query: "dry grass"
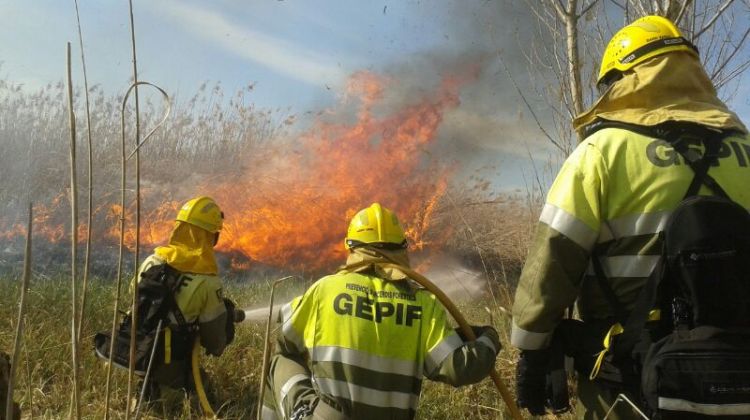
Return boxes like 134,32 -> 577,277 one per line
0,74 -> 578,419
0,272 -> 586,420
0,79 -> 286,238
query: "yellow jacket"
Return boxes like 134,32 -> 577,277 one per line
136,254 -> 228,356
512,52 -> 750,350
277,266 -> 499,419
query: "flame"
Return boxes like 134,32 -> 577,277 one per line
1,69 -> 475,272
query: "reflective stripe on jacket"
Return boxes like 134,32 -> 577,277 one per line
512,127 -> 750,350
277,271 -> 497,419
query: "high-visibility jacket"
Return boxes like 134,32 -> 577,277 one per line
277,270 -> 499,420
511,126 -> 750,350
136,254 -> 228,356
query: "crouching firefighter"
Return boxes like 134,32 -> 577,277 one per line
261,203 -> 501,420
511,15 -> 750,420
95,196 -> 242,411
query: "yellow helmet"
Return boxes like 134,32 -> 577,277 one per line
345,203 -> 407,250
176,196 -> 224,233
598,15 -> 698,88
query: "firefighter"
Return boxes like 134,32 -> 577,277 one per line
261,203 -> 501,420
511,15 -> 750,419
136,196 -> 234,409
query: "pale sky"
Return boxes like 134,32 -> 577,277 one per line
1,1 -> 748,190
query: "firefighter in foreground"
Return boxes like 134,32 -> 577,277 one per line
261,203 -> 501,420
135,196 -> 235,408
511,15 -> 750,419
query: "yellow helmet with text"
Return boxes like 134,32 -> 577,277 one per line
598,15 -> 698,89
345,203 -> 407,250
176,196 -> 224,233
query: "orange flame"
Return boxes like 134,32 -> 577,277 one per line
1,69 -> 474,272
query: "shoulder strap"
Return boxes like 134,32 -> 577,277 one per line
589,122 -> 733,359
667,133 -> 730,199
163,265 -> 189,329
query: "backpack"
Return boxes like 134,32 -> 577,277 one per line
592,123 -> 750,419
94,263 -> 193,375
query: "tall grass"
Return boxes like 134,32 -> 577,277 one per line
0,78 -> 284,248
0,273 -> 582,419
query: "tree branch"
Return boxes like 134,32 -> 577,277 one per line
695,0 -> 735,39
675,0 -> 692,25
711,25 -> 750,80
578,0 -> 601,18
498,54 -> 566,153
551,0 -> 568,19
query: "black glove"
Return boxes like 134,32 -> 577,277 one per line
516,349 -> 549,416
455,325 -> 501,355
223,298 -> 237,345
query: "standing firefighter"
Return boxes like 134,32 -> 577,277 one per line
261,203 -> 501,420
511,16 -> 750,419
97,196 -> 238,411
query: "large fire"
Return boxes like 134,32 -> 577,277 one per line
1,69 -> 474,272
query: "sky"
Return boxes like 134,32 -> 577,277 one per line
1,1 -> 748,192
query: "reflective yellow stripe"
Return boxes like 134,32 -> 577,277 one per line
164,327 -> 172,364
589,310 -> 661,380
600,210 -> 671,242
539,203 -> 599,249
424,334 -> 463,375
315,377 -> 419,410
311,346 -> 420,377
510,321 -> 554,350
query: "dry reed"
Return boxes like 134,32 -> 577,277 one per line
5,203 -> 32,420
72,0 -> 95,346
66,41 -> 82,420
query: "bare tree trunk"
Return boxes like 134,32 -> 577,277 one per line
565,1 -> 585,119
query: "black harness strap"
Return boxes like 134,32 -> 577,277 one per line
591,255 -> 629,325
586,121 -> 734,362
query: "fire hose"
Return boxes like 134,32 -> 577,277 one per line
191,306 -> 247,419
254,263 -> 523,420
375,262 -> 523,420
192,337 -> 216,419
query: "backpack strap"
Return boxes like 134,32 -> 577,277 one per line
668,133 -> 730,199
587,121 -> 734,361
591,255 -> 629,325
163,265 -> 190,330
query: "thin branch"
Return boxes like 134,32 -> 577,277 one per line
609,0 -> 626,10
6,203 -> 32,420
66,41 -> 82,420
578,0 -> 600,18
498,54 -> 566,153
551,0 -> 569,19
125,0 -> 142,417
710,25 -> 750,80
73,0 -> 94,346
695,0 -> 736,39
675,0 -> 693,25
